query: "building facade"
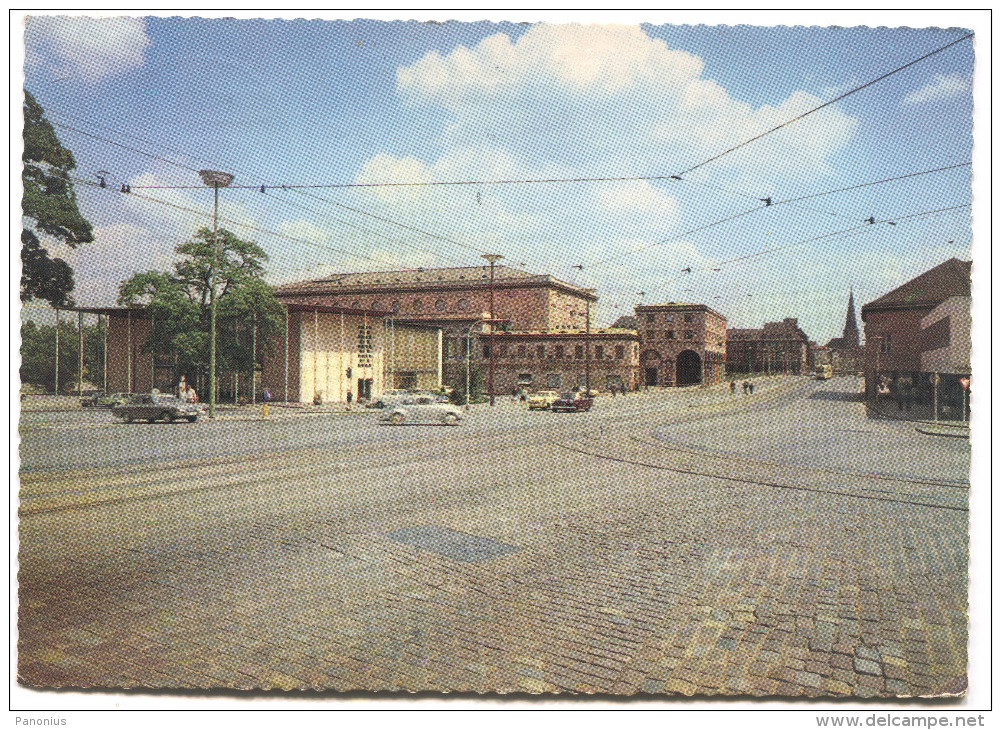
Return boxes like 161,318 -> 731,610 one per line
861,258 -> 972,405
725,318 -> 811,376
634,302 -> 727,387
276,264 -> 600,395
488,328 -> 641,394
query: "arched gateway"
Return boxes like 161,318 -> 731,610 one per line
676,349 -> 702,386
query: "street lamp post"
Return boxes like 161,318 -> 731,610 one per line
481,254 -> 503,406
583,289 -> 596,394
198,170 -> 235,419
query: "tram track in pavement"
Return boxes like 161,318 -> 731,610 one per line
551,380 -> 969,513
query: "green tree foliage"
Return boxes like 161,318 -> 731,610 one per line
20,319 -> 106,391
21,91 -> 94,307
118,227 -> 285,386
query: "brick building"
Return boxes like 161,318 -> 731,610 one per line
634,302 -> 727,387
725,317 -> 811,376
861,258 -> 972,404
275,264 -> 603,395
489,328 -> 641,394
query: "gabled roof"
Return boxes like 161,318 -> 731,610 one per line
862,258 -> 972,315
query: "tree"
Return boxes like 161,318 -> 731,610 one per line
118,227 -> 285,392
21,91 -> 94,307
20,319 -> 106,391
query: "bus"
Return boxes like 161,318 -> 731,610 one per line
815,364 -> 833,380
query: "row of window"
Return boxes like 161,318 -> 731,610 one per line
338,298 -> 473,313
479,343 -> 630,360
647,329 -> 696,340
645,312 -> 695,324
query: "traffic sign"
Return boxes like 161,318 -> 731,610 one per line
960,377 -> 970,390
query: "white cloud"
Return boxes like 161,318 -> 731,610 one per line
598,180 -> 679,217
25,16 -> 150,82
903,73 -> 970,105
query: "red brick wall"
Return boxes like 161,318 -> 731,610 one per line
260,310 -> 302,402
863,306 -> 934,394
107,313 -> 152,394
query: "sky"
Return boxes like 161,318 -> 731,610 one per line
19,11 -> 979,344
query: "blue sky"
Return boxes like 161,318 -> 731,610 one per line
21,13 -> 977,343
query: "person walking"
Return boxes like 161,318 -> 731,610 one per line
749,382 -> 754,394
730,381 -> 736,396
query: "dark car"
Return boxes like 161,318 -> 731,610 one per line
83,392 -> 131,408
112,394 -> 202,423
551,392 -> 593,412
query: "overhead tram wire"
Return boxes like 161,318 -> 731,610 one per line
582,162 -> 971,270
671,32 -> 974,179
257,188 -> 467,266
55,116 -> 487,269
710,204 -> 971,270
70,176 -> 386,266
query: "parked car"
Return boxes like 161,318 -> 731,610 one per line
112,394 -> 202,423
527,390 -> 561,410
83,392 -> 132,408
551,392 -> 593,412
379,395 -> 463,425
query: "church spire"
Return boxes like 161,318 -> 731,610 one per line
842,288 -> 859,348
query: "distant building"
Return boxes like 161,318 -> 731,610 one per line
824,290 -> 863,375
490,328 -> 641,394
861,257 -> 972,407
725,317 -> 811,376
634,302 -> 727,387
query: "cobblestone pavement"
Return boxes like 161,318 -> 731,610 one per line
17,377 -> 970,697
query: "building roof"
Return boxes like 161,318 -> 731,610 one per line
761,318 -> 809,341
276,264 -> 598,300
862,258 -> 972,317
610,315 -> 637,330
635,301 -> 726,320
726,328 -> 762,341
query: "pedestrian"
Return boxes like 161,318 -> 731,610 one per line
188,387 -> 198,404
730,381 -> 736,395
742,381 -> 748,394
749,382 -> 754,394
610,384 -> 616,398
346,390 -> 353,411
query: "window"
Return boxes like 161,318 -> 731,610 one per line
684,314 -> 693,323
517,345 -> 526,357
371,300 -> 382,311
667,330 -> 675,339
391,300 -> 401,312
435,299 -> 446,311
575,345 -> 584,359
594,345 -> 604,360
357,325 -> 373,368
351,301 -> 361,309
547,374 -> 561,389
665,314 -> 674,322
615,345 -> 625,360
685,330 -> 694,340
537,345 -> 545,359
457,299 -> 469,311
482,344 -> 491,358
646,313 -> 656,324
412,299 -> 424,311
881,333 -> 892,353
555,345 -> 565,359
518,373 -> 533,385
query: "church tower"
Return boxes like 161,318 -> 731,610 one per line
842,288 -> 860,349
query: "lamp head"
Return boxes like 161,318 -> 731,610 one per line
198,170 -> 235,187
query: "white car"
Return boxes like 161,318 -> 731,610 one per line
379,395 -> 463,425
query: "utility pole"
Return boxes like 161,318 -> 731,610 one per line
54,308 -> 60,395
198,170 -> 234,418
481,254 -> 503,406
78,310 -> 84,396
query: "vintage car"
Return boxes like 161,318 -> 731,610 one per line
527,390 -> 561,410
82,392 -> 132,408
379,395 -> 463,425
551,392 -> 594,413
112,394 -> 202,423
